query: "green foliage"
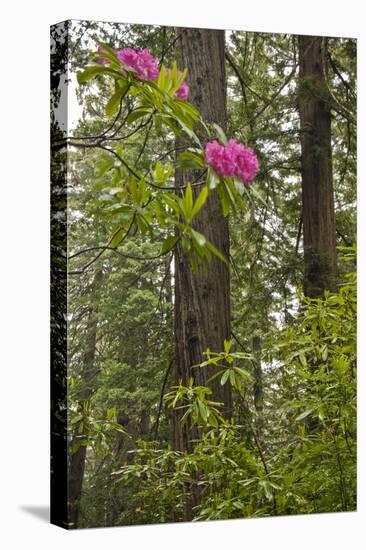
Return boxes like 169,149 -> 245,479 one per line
69,403 -> 128,455
73,44 -> 260,273
193,339 -> 253,391
114,270 -> 356,521
165,378 -> 225,428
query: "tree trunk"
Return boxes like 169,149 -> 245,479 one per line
174,28 -> 232,453
298,35 -> 337,298
68,269 -> 103,528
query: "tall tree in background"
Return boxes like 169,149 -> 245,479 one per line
174,29 -> 232,453
298,35 -> 337,297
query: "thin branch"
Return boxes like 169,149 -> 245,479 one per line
72,84 -> 131,141
153,358 -> 174,440
295,213 -> 303,255
249,64 -> 298,124
225,51 -> 265,102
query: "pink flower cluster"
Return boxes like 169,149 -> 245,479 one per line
117,48 -> 160,81
95,46 -> 189,99
205,139 -> 259,184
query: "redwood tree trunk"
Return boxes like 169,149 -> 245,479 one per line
174,28 -> 232,456
68,269 -> 102,528
298,35 -> 337,298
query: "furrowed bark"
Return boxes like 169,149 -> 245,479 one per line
298,35 -> 337,298
173,26 -> 232,474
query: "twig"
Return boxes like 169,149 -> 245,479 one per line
153,359 -> 174,440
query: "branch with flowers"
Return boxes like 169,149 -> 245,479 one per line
68,43 -> 260,273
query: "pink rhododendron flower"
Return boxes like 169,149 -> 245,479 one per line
235,145 -> 259,184
96,46 -> 110,65
204,140 -> 227,177
205,138 -> 259,184
117,48 -> 159,81
175,79 -> 189,100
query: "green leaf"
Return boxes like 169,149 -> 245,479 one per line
295,409 -> 313,422
96,41 -> 118,58
205,240 -> 229,266
97,159 -> 114,176
161,235 -> 179,254
105,85 -> 127,116
181,237 -> 191,255
224,339 -> 233,353
233,367 -> 251,379
233,177 -> 245,196
192,187 -> 208,218
220,369 -> 231,385
110,226 -> 127,249
229,369 -> 236,386
299,353 -> 307,367
197,400 -> 208,422
77,65 -> 119,83
127,108 -> 151,124
217,184 -> 231,217
207,167 -> 219,190
191,229 -> 206,248
183,183 -> 193,220
212,123 -> 228,145
260,480 -> 273,501
177,151 -> 204,169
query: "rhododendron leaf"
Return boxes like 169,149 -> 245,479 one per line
205,240 -> 229,267
192,187 -> 208,218
184,183 -> 193,218
135,213 -> 152,235
233,177 -> 245,196
177,151 -> 204,170
223,178 -> 236,205
162,195 -> 180,215
299,353 -> 307,367
224,339 -> 233,353
77,65 -> 122,83
181,238 -> 191,255
229,369 -> 236,387
175,119 -> 201,146
105,84 -> 128,116
191,229 -> 206,248
174,99 -> 200,121
90,51 -> 116,65
157,65 -> 168,91
96,41 -> 118,58
233,367 -> 251,379
161,235 -> 179,254
207,167 -> 219,190
295,409 -> 314,422
109,226 -> 127,249
217,184 -> 230,217
212,123 -> 228,145
198,400 -> 209,422
220,369 -> 230,385
126,108 -> 151,124
97,159 -> 114,176
171,61 -> 179,84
